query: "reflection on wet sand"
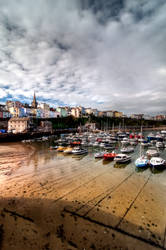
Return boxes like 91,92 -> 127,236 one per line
0,142 -> 166,249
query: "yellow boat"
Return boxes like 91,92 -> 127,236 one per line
63,147 -> 73,154
56,146 -> 66,152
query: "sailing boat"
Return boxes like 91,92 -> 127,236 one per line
135,126 -> 149,168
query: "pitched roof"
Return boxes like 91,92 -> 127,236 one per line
9,117 -> 30,121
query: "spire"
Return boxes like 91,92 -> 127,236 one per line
31,92 -> 38,108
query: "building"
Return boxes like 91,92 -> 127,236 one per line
0,104 -> 11,118
92,109 -> 99,116
155,115 -> 166,121
31,92 -> 38,108
71,107 -> 81,118
8,117 -> 32,133
6,101 -> 23,109
85,108 -> 93,115
131,114 -> 144,120
38,121 -> 53,133
98,111 -> 107,117
114,111 -> 123,118
106,111 -> 114,117
56,107 -> 68,117
8,106 -> 25,118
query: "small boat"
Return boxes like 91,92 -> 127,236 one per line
140,141 -> 149,147
49,146 -> 58,150
146,149 -> 159,157
93,141 -> 100,147
56,146 -> 66,152
114,154 -> 131,164
135,138 -> 149,168
70,141 -> 81,146
99,142 -> 106,148
121,140 -> 130,146
72,147 -> 88,155
147,133 -> 156,141
104,144 -> 114,150
120,147 -> 134,153
94,151 -> 107,159
150,157 -> 166,169
156,141 -> 165,148
135,156 -> 149,168
130,141 -> 137,146
63,147 -> 73,154
103,152 -> 117,160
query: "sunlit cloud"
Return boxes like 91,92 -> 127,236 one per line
0,0 -> 166,114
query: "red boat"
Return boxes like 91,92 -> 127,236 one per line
103,152 -> 117,160
71,141 -> 81,145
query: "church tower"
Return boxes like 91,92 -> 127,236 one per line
31,92 -> 38,108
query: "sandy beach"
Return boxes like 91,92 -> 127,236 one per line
0,142 -> 166,249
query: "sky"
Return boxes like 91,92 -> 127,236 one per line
0,0 -> 166,114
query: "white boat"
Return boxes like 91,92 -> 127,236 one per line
150,157 -> 166,168
156,141 -> 165,148
93,141 -> 100,147
121,140 -> 130,146
120,147 -> 134,153
72,147 -> 88,155
140,141 -> 149,147
114,154 -> 131,164
104,144 -> 114,150
130,141 -> 137,146
146,149 -> 159,157
94,151 -> 106,159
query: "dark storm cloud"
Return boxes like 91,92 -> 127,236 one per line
0,0 -> 166,113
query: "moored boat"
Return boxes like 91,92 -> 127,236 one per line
135,156 -> 149,168
146,149 -> 159,157
72,147 -> 88,155
103,152 -> 117,160
63,147 -> 73,154
114,154 -> 131,164
120,147 -> 134,153
156,141 -> 165,148
49,146 -> 58,150
150,157 -> 166,169
56,146 -> 66,152
94,151 -> 107,159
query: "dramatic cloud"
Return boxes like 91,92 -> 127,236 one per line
0,0 -> 166,114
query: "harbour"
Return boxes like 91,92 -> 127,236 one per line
0,130 -> 166,249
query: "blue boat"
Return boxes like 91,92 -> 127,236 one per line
135,156 -> 149,168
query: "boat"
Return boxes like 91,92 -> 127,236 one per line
103,152 -> 117,160
63,147 -> 73,154
140,141 -> 149,147
56,146 -> 66,152
49,146 -> 58,150
104,144 -> 114,150
130,141 -> 137,146
121,140 -> 130,146
72,147 -> 88,155
120,147 -> 134,153
94,151 -> 107,159
135,156 -> 149,168
156,141 -> 165,148
147,132 -> 156,142
114,154 -> 131,164
150,157 -> 166,169
146,149 -> 159,157
135,132 -> 149,168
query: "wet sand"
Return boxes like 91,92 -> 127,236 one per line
0,142 -> 166,249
